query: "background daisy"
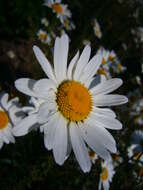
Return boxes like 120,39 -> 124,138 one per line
0,93 -> 24,149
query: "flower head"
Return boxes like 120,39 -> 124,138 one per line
0,93 -> 24,149
44,0 -> 71,24
37,29 -> 51,44
99,160 -> 115,190
14,34 -> 128,172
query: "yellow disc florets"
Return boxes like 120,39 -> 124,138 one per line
52,3 -> 63,14
101,167 -> 109,181
56,80 -> 92,122
0,111 -> 9,129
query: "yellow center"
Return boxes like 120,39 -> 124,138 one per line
52,3 -> 63,14
117,63 -> 122,71
112,153 -> 120,161
101,167 -> 109,181
97,68 -> 107,76
89,150 -> 96,160
39,33 -> 47,41
102,58 -> 107,65
56,81 -> 92,122
0,111 -> 9,129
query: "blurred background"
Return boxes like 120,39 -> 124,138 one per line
0,0 -> 143,189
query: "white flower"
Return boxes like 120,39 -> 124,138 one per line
44,0 -> 71,24
13,97 -> 45,136
0,93 -> 24,149
98,160 -> 115,190
7,50 -> 15,59
128,130 -> 143,164
14,34 -> 128,172
93,19 -> 102,39
41,18 -> 49,27
97,48 -> 126,78
37,29 -> 51,44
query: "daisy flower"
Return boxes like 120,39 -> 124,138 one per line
37,29 -> 51,45
98,160 -> 115,190
14,34 -> 128,172
44,0 -> 71,24
128,130 -> 143,164
41,18 -> 49,27
0,93 -> 24,149
13,97 -> 45,136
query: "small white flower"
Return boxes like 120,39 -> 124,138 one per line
0,93 -> 24,149
7,50 -> 15,59
13,97 -> 46,136
41,18 -> 49,27
14,34 -> 128,172
128,130 -> 143,164
37,29 -> 51,44
44,0 -> 71,24
93,19 -> 102,39
98,160 -> 115,190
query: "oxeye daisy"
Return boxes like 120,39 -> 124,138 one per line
37,29 -> 51,45
14,34 -> 128,172
13,97 -> 46,136
0,93 -> 24,149
44,0 -> 71,24
128,130 -> 143,164
98,160 -> 115,190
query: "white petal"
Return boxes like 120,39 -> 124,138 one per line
67,51 -> 79,80
1,93 -> 9,110
69,122 -> 91,173
0,137 -> 3,149
89,75 -> 107,89
15,78 -> 37,97
66,129 -> 72,159
12,114 -> 37,136
2,126 -> 15,143
79,53 -> 102,83
33,79 -> 56,98
43,112 -> 59,150
85,118 -> 117,153
8,105 -> 25,125
33,46 -> 56,82
103,181 -> 110,190
93,94 -> 128,106
92,107 -> 116,118
54,34 -> 69,83
53,115 -> 68,165
37,103 -> 50,124
92,113 -> 122,130
90,78 -> 123,95
79,124 -> 111,161
73,45 -> 91,81
8,97 -> 19,108
84,77 -> 95,89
